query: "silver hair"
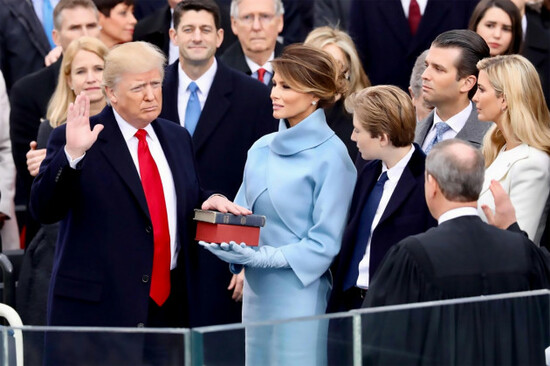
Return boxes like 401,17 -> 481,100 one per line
409,49 -> 429,97
230,0 -> 284,18
425,139 -> 485,202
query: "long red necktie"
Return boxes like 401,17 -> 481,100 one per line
409,0 -> 421,36
135,129 -> 171,306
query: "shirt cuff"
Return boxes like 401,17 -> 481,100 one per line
64,146 -> 85,169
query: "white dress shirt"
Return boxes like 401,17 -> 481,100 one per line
439,206 -> 479,225
401,0 -> 428,17
177,58 -> 217,127
422,102 -> 473,152
356,144 -> 415,288
245,52 -> 275,85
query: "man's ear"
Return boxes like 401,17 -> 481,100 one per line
105,86 -> 117,104
216,28 -> 224,48
230,16 -> 239,36
379,133 -> 390,147
169,28 -> 177,46
460,75 -> 477,94
52,29 -> 61,47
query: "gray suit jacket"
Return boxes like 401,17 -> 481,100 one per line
414,104 -> 492,149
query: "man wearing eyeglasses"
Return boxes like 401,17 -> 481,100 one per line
221,0 -> 284,87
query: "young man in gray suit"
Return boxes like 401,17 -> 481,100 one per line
415,30 -> 492,152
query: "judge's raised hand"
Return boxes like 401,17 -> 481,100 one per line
65,93 -> 104,160
201,194 -> 252,216
481,180 -> 517,230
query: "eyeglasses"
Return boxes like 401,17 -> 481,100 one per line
237,13 -> 276,26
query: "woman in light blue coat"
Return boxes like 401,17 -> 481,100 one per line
201,44 -> 357,365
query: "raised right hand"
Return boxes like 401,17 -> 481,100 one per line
65,92 -> 104,160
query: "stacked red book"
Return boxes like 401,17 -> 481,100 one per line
194,209 -> 266,246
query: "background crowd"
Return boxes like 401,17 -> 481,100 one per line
2,0 -> 550,364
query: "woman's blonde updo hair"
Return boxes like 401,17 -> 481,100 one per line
271,43 -> 348,109
477,54 -> 550,166
304,26 -> 370,97
47,36 -> 109,127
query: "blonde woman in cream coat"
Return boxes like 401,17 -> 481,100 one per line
474,55 -> 550,245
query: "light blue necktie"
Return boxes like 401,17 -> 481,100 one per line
43,0 -> 56,49
424,122 -> 452,154
185,82 -> 201,136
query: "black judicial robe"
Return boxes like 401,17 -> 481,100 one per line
361,217 -> 550,365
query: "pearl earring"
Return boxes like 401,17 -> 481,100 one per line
312,101 -> 317,106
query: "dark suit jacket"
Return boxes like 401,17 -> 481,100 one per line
414,105 -> 492,149
10,58 -> 61,206
160,59 -> 278,326
30,107 -> 205,363
348,0 -> 477,90
0,0 -> 50,93
328,144 -> 437,313
522,7 -> 550,108
220,41 -> 283,88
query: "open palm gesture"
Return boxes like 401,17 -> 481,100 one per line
65,92 -> 104,160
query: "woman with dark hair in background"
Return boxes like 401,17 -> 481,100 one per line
93,0 -> 137,48
468,0 -> 523,56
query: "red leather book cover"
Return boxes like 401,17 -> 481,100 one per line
195,222 -> 260,246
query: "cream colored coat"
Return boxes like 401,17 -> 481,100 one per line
478,143 -> 550,245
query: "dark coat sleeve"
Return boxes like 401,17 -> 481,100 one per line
362,237 -> 442,308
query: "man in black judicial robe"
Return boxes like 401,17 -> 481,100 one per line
361,139 -> 550,365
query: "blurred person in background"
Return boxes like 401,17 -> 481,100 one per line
94,0 -> 137,48
409,50 -> 434,122
0,72 -> 19,250
468,0 -> 523,56
305,25 -> 370,160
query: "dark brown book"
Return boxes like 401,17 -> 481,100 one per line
193,209 -> 266,227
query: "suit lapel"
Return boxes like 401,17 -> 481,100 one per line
95,107 -> 150,218
8,0 -> 50,56
455,104 -> 492,146
152,120 -> 190,214
192,62 -> 232,152
348,161 -> 382,233
415,111 -> 434,146
378,146 -> 423,224
479,144 -> 529,196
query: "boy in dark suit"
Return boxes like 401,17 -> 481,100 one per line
328,85 -> 437,313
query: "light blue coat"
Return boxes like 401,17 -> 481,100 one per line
234,109 -> 356,365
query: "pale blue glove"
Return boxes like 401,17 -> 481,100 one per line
199,241 -> 289,269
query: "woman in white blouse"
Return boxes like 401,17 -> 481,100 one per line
474,54 -> 550,244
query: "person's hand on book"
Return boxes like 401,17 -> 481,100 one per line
199,241 -> 289,269
201,194 -> 252,215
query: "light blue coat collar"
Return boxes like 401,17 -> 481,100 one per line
269,109 -> 335,156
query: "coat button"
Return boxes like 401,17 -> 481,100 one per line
142,275 -> 149,283
137,323 -> 145,328
145,226 -> 152,234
